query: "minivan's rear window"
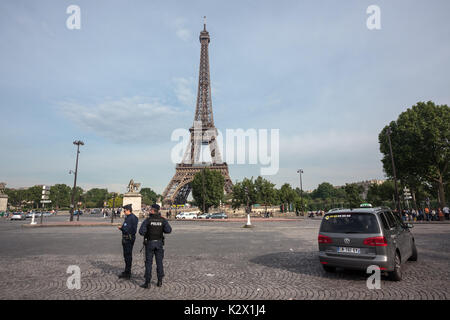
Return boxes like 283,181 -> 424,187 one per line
320,213 -> 380,234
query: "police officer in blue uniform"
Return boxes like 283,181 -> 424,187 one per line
139,204 -> 172,288
118,204 -> 138,279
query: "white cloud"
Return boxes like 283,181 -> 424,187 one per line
176,28 -> 191,41
280,130 -> 376,158
59,97 -> 188,143
171,18 -> 192,42
173,77 -> 196,107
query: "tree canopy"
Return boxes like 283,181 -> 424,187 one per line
191,168 -> 225,213
379,101 -> 449,208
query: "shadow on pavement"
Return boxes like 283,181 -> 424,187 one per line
250,251 -> 369,281
89,259 -> 123,275
88,259 -> 147,286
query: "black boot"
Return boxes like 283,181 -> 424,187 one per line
118,272 -> 131,279
157,279 -> 163,287
140,281 -> 150,289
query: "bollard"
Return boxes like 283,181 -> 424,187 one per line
30,212 -> 36,225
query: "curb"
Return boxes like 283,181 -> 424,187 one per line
409,221 -> 450,225
22,222 -> 122,228
170,218 -> 306,222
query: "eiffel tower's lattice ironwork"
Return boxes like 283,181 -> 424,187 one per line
162,18 -> 233,205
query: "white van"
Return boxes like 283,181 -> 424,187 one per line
175,212 -> 198,220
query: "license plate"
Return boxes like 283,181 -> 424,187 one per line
338,247 -> 361,254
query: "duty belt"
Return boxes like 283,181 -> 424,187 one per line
122,234 -> 134,240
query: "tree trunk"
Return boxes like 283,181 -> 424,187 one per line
438,175 -> 447,209
411,190 -> 418,213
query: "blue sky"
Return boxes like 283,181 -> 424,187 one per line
1,0 -> 449,194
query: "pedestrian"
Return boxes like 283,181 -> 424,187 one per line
443,206 -> 450,220
431,209 -> 436,221
117,204 -> 139,280
424,207 -> 430,221
438,208 -> 444,221
139,204 -> 172,288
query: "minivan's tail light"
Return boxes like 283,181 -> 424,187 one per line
363,236 -> 388,247
318,234 -> 332,244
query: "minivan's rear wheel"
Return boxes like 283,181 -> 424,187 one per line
322,265 -> 336,273
408,242 -> 418,261
389,252 -> 402,281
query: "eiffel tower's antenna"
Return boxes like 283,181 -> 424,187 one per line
203,16 -> 206,31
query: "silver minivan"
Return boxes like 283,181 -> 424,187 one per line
318,207 -> 418,281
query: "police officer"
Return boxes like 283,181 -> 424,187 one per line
118,204 -> 138,279
139,204 -> 172,288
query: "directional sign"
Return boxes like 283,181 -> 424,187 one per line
40,200 -> 52,203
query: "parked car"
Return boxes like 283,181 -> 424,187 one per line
318,207 -> 417,281
198,213 -> 211,219
175,212 -> 198,220
26,212 -> 33,218
207,212 -> 228,219
90,208 -> 101,214
10,212 -> 26,220
73,210 -> 83,216
42,211 -> 53,217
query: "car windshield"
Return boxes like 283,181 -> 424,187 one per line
320,212 -> 380,234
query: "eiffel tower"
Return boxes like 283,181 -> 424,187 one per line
162,18 -> 233,205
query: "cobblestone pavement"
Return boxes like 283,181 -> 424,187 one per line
0,218 -> 448,300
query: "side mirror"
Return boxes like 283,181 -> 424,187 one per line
404,223 -> 414,229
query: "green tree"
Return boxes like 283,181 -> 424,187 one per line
140,187 -> 159,205
379,101 -> 449,208
231,178 -> 258,210
107,194 -> 123,208
344,183 -> 363,208
4,188 -> 25,208
49,184 -> 72,209
278,183 -> 297,212
191,168 -> 225,213
312,182 -> 335,199
254,176 -> 277,214
26,185 -> 44,209
84,188 -> 108,208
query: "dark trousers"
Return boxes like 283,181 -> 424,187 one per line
122,237 -> 135,274
144,240 -> 165,282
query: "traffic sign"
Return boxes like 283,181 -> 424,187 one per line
40,200 -> 52,204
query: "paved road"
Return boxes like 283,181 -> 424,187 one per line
0,216 -> 448,300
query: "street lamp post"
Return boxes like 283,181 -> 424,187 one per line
111,192 -> 116,224
386,128 -> 401,213
244,186 -> 252,227
70,140 -> 84,222
76,194 -> 82,221
297,169 -> 304,216
202,168 -> 206,214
